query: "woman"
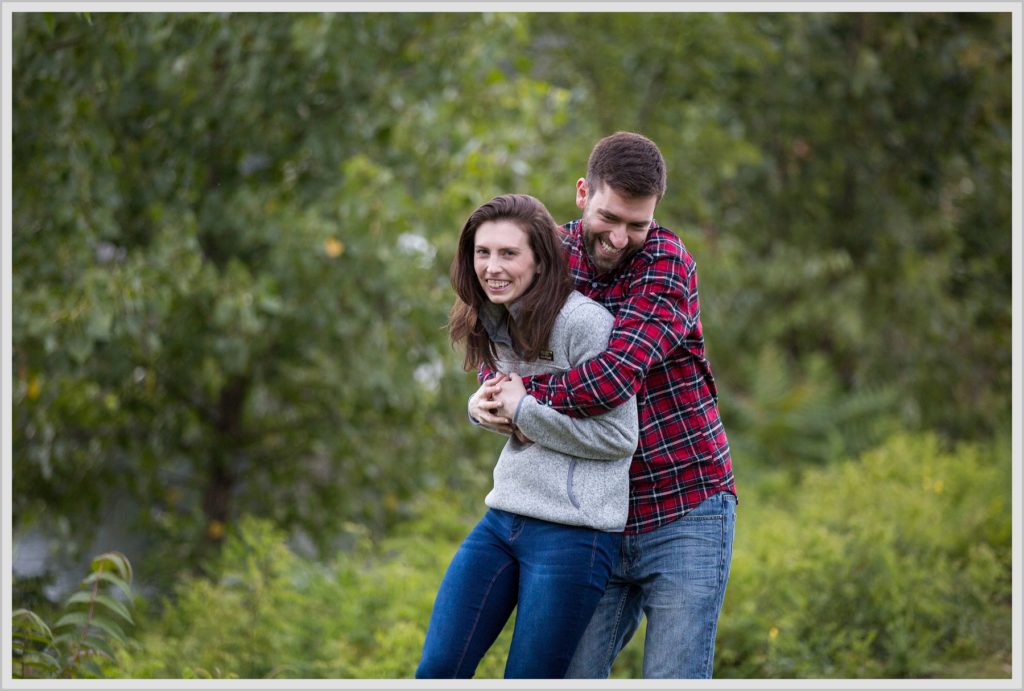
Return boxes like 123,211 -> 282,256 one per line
416,194 -> 638,679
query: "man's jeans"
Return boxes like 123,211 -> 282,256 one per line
566,491 -> 737,679
417,508 -> 621,679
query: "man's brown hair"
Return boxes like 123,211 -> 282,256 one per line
586,131 -> 667,201
448,194 -> 574,372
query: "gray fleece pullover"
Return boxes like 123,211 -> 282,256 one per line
475,291 -> 638,532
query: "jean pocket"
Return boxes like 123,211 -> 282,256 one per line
686,491 -> 735,519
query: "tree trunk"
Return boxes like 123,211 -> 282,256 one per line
200,374 -> 251,549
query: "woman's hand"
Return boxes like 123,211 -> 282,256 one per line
493,372 -> 528,420
469,373 -> 514,434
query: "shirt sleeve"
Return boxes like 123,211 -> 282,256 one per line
524,251 -> 698,417
512,301 -> 638,460
477,364 -> 494,384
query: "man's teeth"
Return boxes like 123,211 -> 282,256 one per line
600,239 -> 623,254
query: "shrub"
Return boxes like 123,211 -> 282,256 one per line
715,432 -> 1012,678
112,431 -> 1011,679
114,493 -> 517,679
12,551 -> 135,678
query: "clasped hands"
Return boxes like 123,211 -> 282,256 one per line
469,372 -> 532,443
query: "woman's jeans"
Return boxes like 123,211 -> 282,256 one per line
417,508 -> 621,679
566,491 -> 737,679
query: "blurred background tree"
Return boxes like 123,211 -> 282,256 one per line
10,10 -> 1013,678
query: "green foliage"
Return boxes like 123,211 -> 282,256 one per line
107,432 -> 1010,679
703,13 -> 1012,441
13,552 -> 135,679
528,11 -> 1012,445
12,11 -> 536,578
11,11 -> 1013,679
715,432 -> 1012,678
113,500 -> 517,679
12,609 -> 59,679
723,345 -> 900,469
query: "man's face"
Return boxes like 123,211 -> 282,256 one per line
577,178 -> 657,274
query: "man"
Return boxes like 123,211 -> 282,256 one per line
472,131 -> 737,678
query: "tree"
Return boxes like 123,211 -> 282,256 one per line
13,12 -> 1011,597
12,12 -> 570,582
525,12 -> 1012,456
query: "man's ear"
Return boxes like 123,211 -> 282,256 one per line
575,177 -> 588,211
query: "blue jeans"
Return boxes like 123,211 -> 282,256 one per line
566,491 -> 737,679
417,508 -> 621,678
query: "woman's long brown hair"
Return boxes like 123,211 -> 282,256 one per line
448,194 -> 573,373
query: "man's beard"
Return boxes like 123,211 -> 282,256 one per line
582,220 -> 640,274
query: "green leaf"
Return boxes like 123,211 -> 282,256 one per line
19,650 -> 62,670
95,594 -> 135,626
91,551 -> 133,585
11,650 -> 61,680
54,611 -> 91,630
65,592 -> 134,625
52,632 -> 80,646
81,571 -> 132,596
13,630 -> 56,647
87,616 -> 128,645
54,612 -> 127,644
86,309 -> 113,341
77,634 -> 116,660
12,609 -> 54,642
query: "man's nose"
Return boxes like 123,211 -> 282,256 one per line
608,226 -> 628,248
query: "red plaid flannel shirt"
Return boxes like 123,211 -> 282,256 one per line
487,219 -> 736,534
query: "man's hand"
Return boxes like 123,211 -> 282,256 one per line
469,373 -> 515,434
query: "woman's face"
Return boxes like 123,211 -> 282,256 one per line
473,219 -> 538,305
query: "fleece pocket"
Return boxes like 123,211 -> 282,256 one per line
566,459 -> 581,509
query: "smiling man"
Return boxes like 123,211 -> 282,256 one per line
477,132 -> 737,679
578,178 -> 655,273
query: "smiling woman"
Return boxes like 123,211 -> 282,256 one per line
419,194 -> 639,678
473,219 -> 538,305
448,194 -> 574,371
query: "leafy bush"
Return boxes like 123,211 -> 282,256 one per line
12,551 -> 135,678
715,432 -> 1012,678
114,494 -> 517,679
111,432 -> 1010,679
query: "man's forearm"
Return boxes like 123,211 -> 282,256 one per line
524,350 -> 645,418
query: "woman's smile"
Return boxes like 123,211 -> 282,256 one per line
474,220 -> 538,305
